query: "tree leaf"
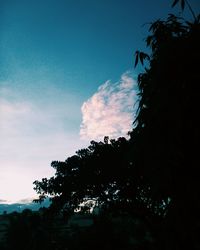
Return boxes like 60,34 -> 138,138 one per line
171,0 -> 179,8
140,53 -> 144,65
181,0 -> 185,10
134,51 -> 139,68
146,36 -> 152,47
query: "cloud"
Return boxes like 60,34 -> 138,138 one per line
16,198 -> 35,204
80,72 -> 138,141
0,199 -> 7,203
0,86 -> 87,203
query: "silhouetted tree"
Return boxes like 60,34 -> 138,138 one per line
130,1 -> 200,249
34,137 -> 135,214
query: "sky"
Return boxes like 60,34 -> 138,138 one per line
0,0 -> 200,203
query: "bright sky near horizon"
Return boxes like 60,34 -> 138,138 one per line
0,0 -> 200,203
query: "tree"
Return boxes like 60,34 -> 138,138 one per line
33,137 -> 136,214
130,1 -> 200,249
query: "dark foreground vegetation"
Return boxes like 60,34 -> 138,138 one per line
1,1 -> 200,249
0,207 -> 155,250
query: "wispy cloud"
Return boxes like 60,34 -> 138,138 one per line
80,72 -> 138,141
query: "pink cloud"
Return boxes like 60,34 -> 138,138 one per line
80,72 -> 138,141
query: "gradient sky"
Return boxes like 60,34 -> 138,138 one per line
0,0 -> 199,203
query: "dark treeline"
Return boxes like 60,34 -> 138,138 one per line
1,1 -> 200,249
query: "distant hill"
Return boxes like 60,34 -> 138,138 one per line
0,199 -> 51,214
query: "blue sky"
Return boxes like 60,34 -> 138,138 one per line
0,0 -> 199,203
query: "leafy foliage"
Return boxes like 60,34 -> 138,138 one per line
171,0 -> 197,20
131,4 -> 200,249
34,137 -> 136,212
134,50 -> 150,67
